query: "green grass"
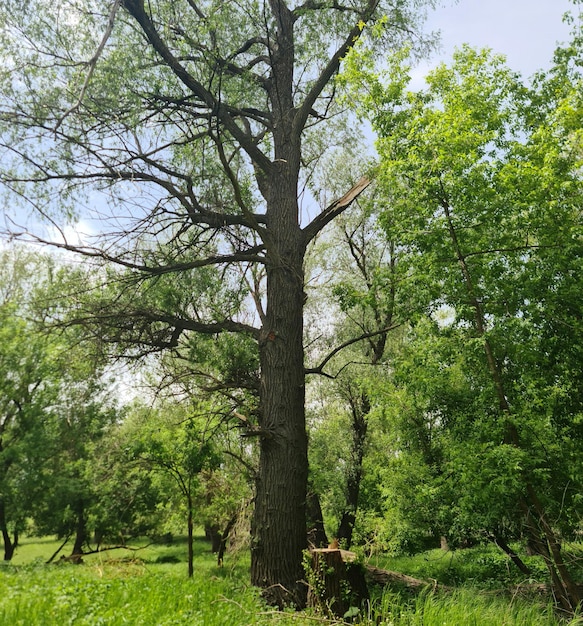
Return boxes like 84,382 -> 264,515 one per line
2,535 -> 582,625
362,588 -> 583,626
370,545 -> 550,588
1,535 -> 311,626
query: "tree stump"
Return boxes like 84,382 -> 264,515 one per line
307,548 -> 347,617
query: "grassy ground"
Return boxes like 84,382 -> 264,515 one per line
370,545 -> 551,588
2,534 -> 583,625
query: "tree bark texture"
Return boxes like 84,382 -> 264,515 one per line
251,183 -> 308,606
249,7 -> 309,598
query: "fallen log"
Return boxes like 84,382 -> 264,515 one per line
365,565 -> 452,593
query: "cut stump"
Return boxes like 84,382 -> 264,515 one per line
307,548 -> 347,617
307,548 -> 368,618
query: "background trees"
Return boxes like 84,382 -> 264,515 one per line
339,29 -> 583,610
0,247 -> 123,561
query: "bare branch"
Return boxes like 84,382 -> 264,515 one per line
293,1 -> 362,15
122,0 -> 273,174
305,322 -> 402,377
13,232 -> 266,276
302,176 -> 371,243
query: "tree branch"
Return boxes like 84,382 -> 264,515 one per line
305,323 -> 401,377
54,0 -> 122,131
122,0 -> 273,174
302,176 -> 371,243
14,233 -> 266,276
293,0 -> 380,134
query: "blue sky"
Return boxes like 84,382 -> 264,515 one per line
420,0 -> 577,79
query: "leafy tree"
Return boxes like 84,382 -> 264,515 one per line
122,400 -> 221,577
0,247 -> 63,560
0,0 -> 435,603
345,25 -> 583,611
33,376 -> 120,562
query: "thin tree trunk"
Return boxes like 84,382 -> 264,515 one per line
217,512 -> 238,566
0,499 -> 15,561
187,493 -> 194,578
520,487 -> 582,613
46,533 -> 72,564
488,534 -> 532,576
70,500 -> 87,563
337,392 -> 369,548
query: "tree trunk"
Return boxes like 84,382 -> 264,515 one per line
250,155 -> 309,607
187,493 -> 194,578
520,488 -> 582,614
70,500 -> 87,563
251,268 -> 308,607
488,534 -> 532,576
0,499 -> 15,561
306,489 -> 329,549
217,512 -> 238,567
337,392 -> 369,548
205,524 -> 222,553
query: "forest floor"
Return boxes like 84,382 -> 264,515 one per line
2,533 -> 582,625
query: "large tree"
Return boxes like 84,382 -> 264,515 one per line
345,29 -> 583,611
0,0 -> 434,604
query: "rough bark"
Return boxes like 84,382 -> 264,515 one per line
251,193 -> 309,605
248,2 -> 310,600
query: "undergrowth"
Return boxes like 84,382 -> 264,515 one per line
2,535 -> 583,625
